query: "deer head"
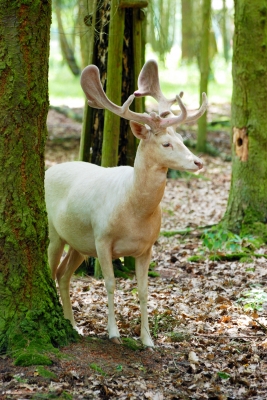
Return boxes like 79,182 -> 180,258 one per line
80,60 -> 207,171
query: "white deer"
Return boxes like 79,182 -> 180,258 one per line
45,60 -> 207,347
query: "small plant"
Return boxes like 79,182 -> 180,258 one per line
217,371 -> 231,380
148,261 -> 160,277
35,366 -> 58,380
13,374 -> 28,384
237,285 -> 267,311
202,228 -> 243,253
199,227 -> 262,258
122,337 -> 142,351
89,363 -> 106,376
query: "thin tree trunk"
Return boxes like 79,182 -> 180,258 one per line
101,1 -> 125,167
222,0 -> 230,62
55,1 -> 80,76
0,0 -> 77,364
79,0 -> 98,163
223,0 -> 267,241
181,0 -> 195,62
196,0 -> 211,153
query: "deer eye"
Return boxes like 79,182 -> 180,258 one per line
162,142 -> 170,147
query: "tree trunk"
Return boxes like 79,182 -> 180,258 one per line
79,0 -> 98,163
80,0 -> 110,166
147,0 -> 176,63
221,0 -> 230,62
0,0 -> 77,365
101,1 -> 125,167
223,0 -> 267,242
196,0 -> 211,153
181,0 -> 195,62
54,0 -> 81,76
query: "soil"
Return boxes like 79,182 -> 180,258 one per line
1,105 -> 267,400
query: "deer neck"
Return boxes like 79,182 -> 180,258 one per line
130,147 -> 167,216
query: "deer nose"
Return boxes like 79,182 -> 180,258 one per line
194,160 -> 203,170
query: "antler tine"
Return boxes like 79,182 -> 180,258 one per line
184,93 -> 208,123
81,65 -> 121,111
81,65 -> 160,129
80,64 -> 188,131
134,60 -> 176,117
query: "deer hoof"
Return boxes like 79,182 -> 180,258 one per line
110,337 -> 122,345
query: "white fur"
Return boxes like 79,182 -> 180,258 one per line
45,122 -> 203,347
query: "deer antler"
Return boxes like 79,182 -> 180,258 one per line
134,60 -> 208,123
80,65 -> 188,131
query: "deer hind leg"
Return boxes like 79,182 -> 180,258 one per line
135,249 -> 154,347
47,223 -> 65,280
56,247 -> 85,328
96,241 -> 120,342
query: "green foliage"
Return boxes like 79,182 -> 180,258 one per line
122,337 -> 142,351
89,363 -> 106,376
113,258 -> 134,279
36,366 -> 58,380
237,284 -> 267,312
161,228 -> 192,237
201,227 -> 262,254
241,220 -> 267,244
15,352 -> 53,367
148,271 -> 160,278
113,258 -> 159,279
13,374 -> 28,383
217,371 -> 230,380
187,255 -> 205,262
148,261 -> 160,278
188,226 -> 266,263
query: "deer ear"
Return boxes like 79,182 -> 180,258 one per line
130,121 -> 150,140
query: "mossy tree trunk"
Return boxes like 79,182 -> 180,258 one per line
223,0 -> 267,242
101,1 -> 125,167
196,0 -> 211,153
0,0 -> 77,365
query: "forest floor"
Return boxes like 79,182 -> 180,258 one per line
1,105 -> 267,399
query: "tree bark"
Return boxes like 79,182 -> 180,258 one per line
79,0 -> 98,163
223,0 -> 267,242
0,0 -> 77,365
101,1 -> 125,167
196,0 -> 211,153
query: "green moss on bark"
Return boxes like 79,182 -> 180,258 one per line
0,0 -> 78,364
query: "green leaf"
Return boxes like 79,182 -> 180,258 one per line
217,371 -> 230,379
89,363 -> 106,376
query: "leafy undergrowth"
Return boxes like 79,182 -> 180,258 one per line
1,108 -> 267,399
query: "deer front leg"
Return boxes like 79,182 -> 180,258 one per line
96,242 -> 121,342
135,249 -> 154,347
